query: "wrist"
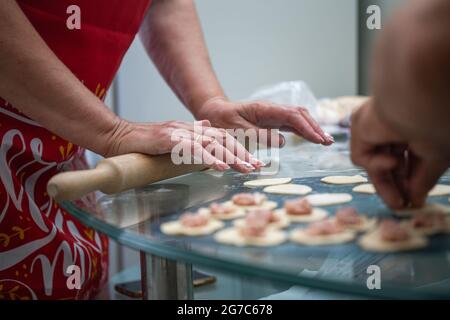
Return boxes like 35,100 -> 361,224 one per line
100,116 -> 134,158
191,95 -> 228,120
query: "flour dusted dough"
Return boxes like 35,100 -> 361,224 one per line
428,184 -> 450,197
161,219 -> 224,236
394,203 -> 450,217
305,193 -> 352,206
244,177 -> 292,188
321,175 -> 368,185
359,229 -> 428,252
233,212 -> 290,230
290,228 -> 355,246
198,206 -> 245,221
214,228 -> 287,247
274,208 -> 328,223
352,183 -> 376,194
263,184 -> 312,195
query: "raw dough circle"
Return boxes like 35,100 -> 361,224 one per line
352,183 -> 376,194
214,228 -> 287,247
359,229 -> 427,252
290,228 -> 355,246
305,193 -> 353,206
223,200 -> 277,211
263,184 -> 312,195
161,219 -> 224,236
321,175 -> 368,185
274,208 -> 328,223
244,177 -> 292,188
198,206 -> 245,221
394,203 -> 450,217
233,212 -> 290,230
428,184 -> 450,197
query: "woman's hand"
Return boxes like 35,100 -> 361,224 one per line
194,97 -> 334,147
104,118 -> 264,173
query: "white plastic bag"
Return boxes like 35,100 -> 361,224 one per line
247,81 -> 319,120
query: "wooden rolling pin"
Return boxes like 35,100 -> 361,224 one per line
47,153 -> 205,202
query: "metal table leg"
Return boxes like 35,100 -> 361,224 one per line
140,251 -> 193,300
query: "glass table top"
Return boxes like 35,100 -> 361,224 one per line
61,136 -> 450,299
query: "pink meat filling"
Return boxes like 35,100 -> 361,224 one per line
411,213 -> 446,229
305,220 -> 344,236
239,211 -> 270,237
336,207 -> 362,226
180,212 -> 209,228
232,193 -> 266,206
209,203 -> 235,215
250,208 -> 280,223
284,198 -> 312,216
379,220 -> 409,242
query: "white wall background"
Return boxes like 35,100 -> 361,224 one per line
116,0 -> 358,123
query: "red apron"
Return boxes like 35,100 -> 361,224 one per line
0,0 -> 151,299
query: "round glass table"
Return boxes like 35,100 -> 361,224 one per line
61,138 -> 450,299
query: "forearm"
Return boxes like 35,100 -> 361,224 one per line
0,0 -> 120,156
139,0 -> 225,118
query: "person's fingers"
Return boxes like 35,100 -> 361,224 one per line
204,138 -> 254,173
201,127 -> 260,170
228,115 -> 285,149
407,155 -> 448,208
369,169 -> 407,209
247,103 -> 324,144
284,110 -> 325,144
366,153 -> 400,172
296,107 -> 334,145
178,138 -> 230,171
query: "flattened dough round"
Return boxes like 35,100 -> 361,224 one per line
394,203 -> 450,217
244,177 -> 292,187
290,228 -> 355,246
428,184 -> 450,197
321,175 -> 368,185
214,228 -> 287,247
359,229 -> 427,252
274,208 -> 328,223
263,184 -> 312,195
352,183 -> 376,194
305,193 -> 352,206
198,206 -> 245,221
161,219 -> 224,236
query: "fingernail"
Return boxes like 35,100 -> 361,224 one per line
316,134 -> 326,144
256,159 -> 266,167
216,161 -> 230,170
249,156 -> 265,167
325,132 -> 335,142
241,161 -> 255,170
